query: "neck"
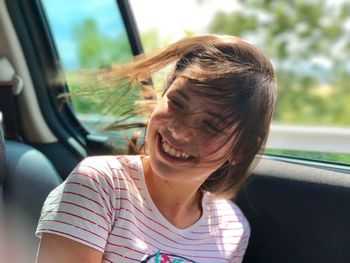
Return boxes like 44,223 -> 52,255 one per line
141,156 -> 204,228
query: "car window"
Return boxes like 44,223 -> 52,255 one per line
129,0 -> 350,166
41,0 -> 147,152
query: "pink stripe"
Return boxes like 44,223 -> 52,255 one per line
69,173 -> 109,196
114,177 -> 142,190
206,208 -> 240,213
115,156 -> 138,171
111,167 -> 128,173
115,198 -> 152,212
45,210 -> 109,232
104,250 -> 139,262
73,168 -> 113,194
128,191 -> 147,203
79,164 -> 114,190
114,156 -> 140,176
62,191 -> 104,208
47,193 -> 111,219
115,155 -> 131,165
121,163 -> 138,171
190,233 -> 244,238
118,206 -> 166,232
118,207 -> 201,241
115,189 -> 148,205
199,221 -> 242,227
191,230 -> 242,234
65,180 -> 113,213
115,156 -> 127,161
39,229 -> 104,251
41,219 -> 106,240
106,241 -> 145,255
70,172 -> 116,213
114,156 -> 138,170
108,232 -> 135,243
129,176 -> 141,181
206,214 -> 244,220
66,181 -> 103,195
47,200 -> 110,225
67,179 -> 121,202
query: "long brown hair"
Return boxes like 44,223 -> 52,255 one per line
107,34 -> 277,199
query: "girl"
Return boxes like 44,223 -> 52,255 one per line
36,34 -> 276,263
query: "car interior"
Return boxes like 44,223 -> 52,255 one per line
0,0 -> 349,262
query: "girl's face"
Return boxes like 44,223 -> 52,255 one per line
146,76 -> 233,185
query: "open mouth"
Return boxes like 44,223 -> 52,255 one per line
157,133 -> 194,161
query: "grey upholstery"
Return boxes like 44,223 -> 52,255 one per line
237,158 -> 350,263
0,136 -> 61,262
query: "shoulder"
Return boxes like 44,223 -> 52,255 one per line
205,196 -> 251,260
70,155 -> 142,188
78,155 -> 134,170
75,155 -> 141,177
73,155 -> 117,182
68,155 -> 142,190
206,194 -> 250,234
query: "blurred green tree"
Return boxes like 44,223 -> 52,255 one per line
66,18 -> 141,127
73,18 -> 132,68
208,0 -> 350,126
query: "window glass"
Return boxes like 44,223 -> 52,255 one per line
41,0 -> 146,150
129,0 -> 350,165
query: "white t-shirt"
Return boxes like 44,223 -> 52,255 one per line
36,155 -> 250,263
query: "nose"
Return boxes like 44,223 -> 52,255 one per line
168,119 -> 194,142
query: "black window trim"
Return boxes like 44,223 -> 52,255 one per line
5,0 -> 145,155
264,154 -> 350,174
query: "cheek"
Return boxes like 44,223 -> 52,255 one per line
198,136 -> 229,159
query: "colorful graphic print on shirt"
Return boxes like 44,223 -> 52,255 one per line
141,249 -> 197,263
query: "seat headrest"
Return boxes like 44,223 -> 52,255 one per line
0,127 -> 6,185
0,57 -> 23,95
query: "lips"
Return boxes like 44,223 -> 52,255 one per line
157,133 -> 194,162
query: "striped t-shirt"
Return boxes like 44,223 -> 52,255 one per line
36,155 -> 250,263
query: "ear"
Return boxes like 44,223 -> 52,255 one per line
229,159 -> 238,166
229,155 -> 242,165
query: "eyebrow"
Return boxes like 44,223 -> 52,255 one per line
176,89 -> 226,122
207,111 -> 225,122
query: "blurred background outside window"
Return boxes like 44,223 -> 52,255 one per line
130,0 -> 350,165
43,0 -> 350,164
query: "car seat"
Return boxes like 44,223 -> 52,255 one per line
0,127 -> 61,262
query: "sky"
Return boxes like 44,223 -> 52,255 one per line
129,0 -> 240,41
42,0 -> 128,69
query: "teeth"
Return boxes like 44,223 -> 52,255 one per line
169,148 -> 176,156
161,138 -> 190,159
180,152 -> 188,158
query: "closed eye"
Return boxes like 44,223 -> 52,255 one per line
203,120 -> 221,134
168,97 -> 184,110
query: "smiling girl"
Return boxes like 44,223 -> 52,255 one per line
36,34 -> 276,263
